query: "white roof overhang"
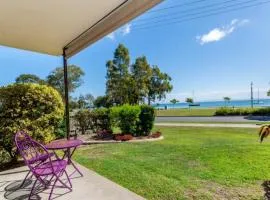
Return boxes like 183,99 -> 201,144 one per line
0,0 -> 162,58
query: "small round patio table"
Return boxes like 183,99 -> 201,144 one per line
46,139 -> 83,177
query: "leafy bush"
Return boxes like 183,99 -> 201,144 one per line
110,104 -> 140,135
54,119 -> 66,139
92,108 -> 112,132
73,109 -> 93,134
0,83 -> 64,161
215,107 -> 270,116
136,105 -> 155,136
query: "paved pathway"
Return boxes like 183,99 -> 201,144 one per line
155,123 -> 260,128
0,163 -> 144,200
156,116 -> 270,123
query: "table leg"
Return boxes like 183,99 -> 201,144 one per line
66,147 -> 83,177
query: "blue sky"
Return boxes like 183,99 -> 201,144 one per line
1,0 -> 270,102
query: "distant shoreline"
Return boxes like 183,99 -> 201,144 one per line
154,99 -> 270,109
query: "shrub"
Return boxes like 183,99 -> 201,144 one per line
137,105 -> 155,136
110,104 -> 140,135
92,108 -> 112,132
54,119 -> 66,139
215,107 -> 270,116
73,109 -> 92,134
0,83 -> 64,161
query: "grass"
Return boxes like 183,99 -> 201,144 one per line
74,126 -> 270,200
156,108 -> 216,117
155,121 -> 269,124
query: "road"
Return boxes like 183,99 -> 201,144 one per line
155,123 -> 259,128
155,116 -> 270,123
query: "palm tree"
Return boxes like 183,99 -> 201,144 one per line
223,97 -> 231,107
170,99 -> 179,108
185,98 -> 194,109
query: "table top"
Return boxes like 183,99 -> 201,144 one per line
45,139 -> 83,150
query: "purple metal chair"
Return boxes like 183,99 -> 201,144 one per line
15,131 -> 72,200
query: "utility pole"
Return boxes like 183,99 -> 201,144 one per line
251,82 -> 254,108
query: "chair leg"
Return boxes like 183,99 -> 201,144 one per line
28,179 -> 38,200
48,173 -> 72,200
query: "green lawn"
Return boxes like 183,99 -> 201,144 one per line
156,108 -> 216,117
74,127 -> 270,200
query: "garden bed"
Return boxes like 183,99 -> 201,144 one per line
77,132 -> 163,145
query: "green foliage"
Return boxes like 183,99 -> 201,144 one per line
170,99 -> 179,105
54,119 -> 66,139
148,66 -> 173,105
106,44 -> 173,106
0,83 -> 64,160
47,65 -> 85,98
93,95 -> 112,108
106,44 -> 130,105
136,105 -> 155,136
186,98 -> 194,104
131,56 -> 152,104
73,108 -> 112,134
215,107 -> 270,116
77,94 -> 95,109
92,108 -> 112,132
110,104 -> 140,135
15,74 -> 45,84
73,109 -> 92,134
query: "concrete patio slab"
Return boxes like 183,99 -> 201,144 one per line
0,162 -> 144,200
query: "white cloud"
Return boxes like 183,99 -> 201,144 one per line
106,23 -> 132,40
196,19 -> 249,45
121,24 -> 131,36
106,32 -> 115,40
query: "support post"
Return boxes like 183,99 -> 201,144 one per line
63,48 -> 70,140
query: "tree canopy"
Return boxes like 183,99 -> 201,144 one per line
105,44 -> 173,105
46,65 -> 85,98
170,99 -> 179,105
15,74 -> 45,84
186,98 -> 194,104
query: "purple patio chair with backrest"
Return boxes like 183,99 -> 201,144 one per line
15,131 -> 72,200
16,132 -> 54,188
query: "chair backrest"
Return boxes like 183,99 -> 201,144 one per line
14,131 -> 52,170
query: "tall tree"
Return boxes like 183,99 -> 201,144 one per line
186,98 -> 194,104
131,56 -> 152,104
77,94 -> 95,109
170,99 -> 179,108
106,44 -> 130,105
223,97 -> 231,107
147,66 -> 173,105
46,65 -> 85,98
93,95 -> 112,108
15,74 -> 44,84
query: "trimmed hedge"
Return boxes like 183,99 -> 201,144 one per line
215,107 -> 270,116
110,104 -> 141,135
73,104 -> 155,136
137,105 -> 155,136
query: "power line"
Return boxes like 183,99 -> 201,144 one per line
134,0 -> 246,24
133,0 -> 259,28
131,0 -> 270,31
146,0 -> 208,14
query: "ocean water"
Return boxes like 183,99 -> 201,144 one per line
154,99 -> 270,109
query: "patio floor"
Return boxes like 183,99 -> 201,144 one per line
0,162 -> 144,200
